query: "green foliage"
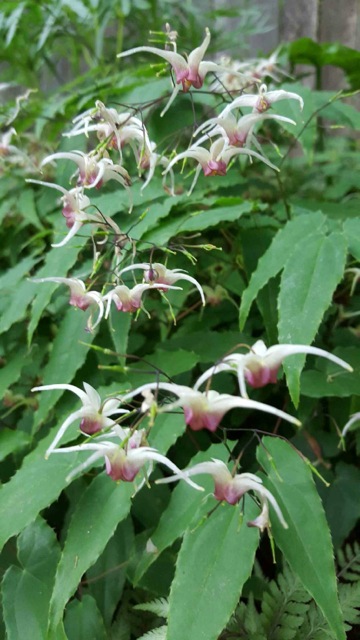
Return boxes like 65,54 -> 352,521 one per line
257,438 -> 345,640
1,517 -> 64,640
0,4 -> 359,638
167,501 -> 259,640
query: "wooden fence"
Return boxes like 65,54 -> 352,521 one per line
217,0 -> 360,89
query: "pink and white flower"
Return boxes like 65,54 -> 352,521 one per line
41,151 -> 131,192
117,29 -> 250,116
118,262 -> 205,305
194,339 -> 353,398
49,428 -> 202,489
163,137 -> 278,195
121,382 -> 301,431
31,277 -> 104,331
193,112 -> 296,151
219,83 -> 304,118
157,458 -> 287,530
31,382 -> 128,457
104,282 -> 181,317
26,179 -> 122,247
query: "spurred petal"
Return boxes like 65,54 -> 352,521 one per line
32,383 -> 89,404
342,412 -> 360,438
265,344 -> 353,372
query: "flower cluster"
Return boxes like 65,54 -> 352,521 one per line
29,26 -> 353,535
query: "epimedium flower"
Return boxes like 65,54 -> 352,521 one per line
219,83 -> 304,118
118,261 -> 205,305
26,179 -> 121,247
121,382 -> 301,432
194,339 -> 353,398
157,458 -> 288,531
163,137 -> 278,195
193,112 -> 296,152
49,428 -> 202,489
117,28 -> 250,117
41,150 -> 131,191
31,277 -> 104,331
103,282 -> 182,317
31,382 -> 129,457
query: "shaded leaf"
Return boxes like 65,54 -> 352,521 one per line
257,437 -> 345,640
239,211 -> 326,329
0,435 -> 82,550
64,594 -> 107,640
166,500 -> 259,640
133,443 -> 229,584
49,475 -> 133,630
28,233 -> 88,344
278,230 -> 347,405
1,517 -> 64,640
32,309 -> 96,430
87,518 -> 134,627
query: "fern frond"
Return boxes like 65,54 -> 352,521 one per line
134,598 -> 169,618
294,602 -> 332,640
337,541 -> 360,582
226,594 -> 266,639
259,565 -> 311,640
338,581 -> 360,631
136,625 -> 167,640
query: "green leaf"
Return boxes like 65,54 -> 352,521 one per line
1,517 -> 64,640
49,475 -> 133,631
0,428 -> 30,462
257,436 -> 345,640
32,309 -> 96,430
166,501 -> 259,640
0,435 -> 82,550
86,518 -> 134,627
239,211 -> 326,329
0,347 -> 32,399
149,413 -> 186,454
28,233 -> 88,344
142,200 -> 255,246
321,463 -> 360,549
273,82 -> 316,157
18,188 -> 44,230
278,230 -> 347,405
133,444 -> 229,584
64,595 -> 107,640
109,309 -> 132,368
300,347 -> 360,398
343,218 -> 360,261
0,256 -> 40,335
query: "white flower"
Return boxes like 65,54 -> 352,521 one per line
103,282 -> 181,318
49,428 -> 202,489
219,83 -> 304,118
31,382 -> 128,457
163,137 -> 278,195
121,382 -> 301,431
31,277 -> 104,331
193,112 -> 296,152
157,458 -> 287,530
118,262 -> 205,305
194,339 -> 353,398
117,28 -> 249,116
41,151 -> 131,191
